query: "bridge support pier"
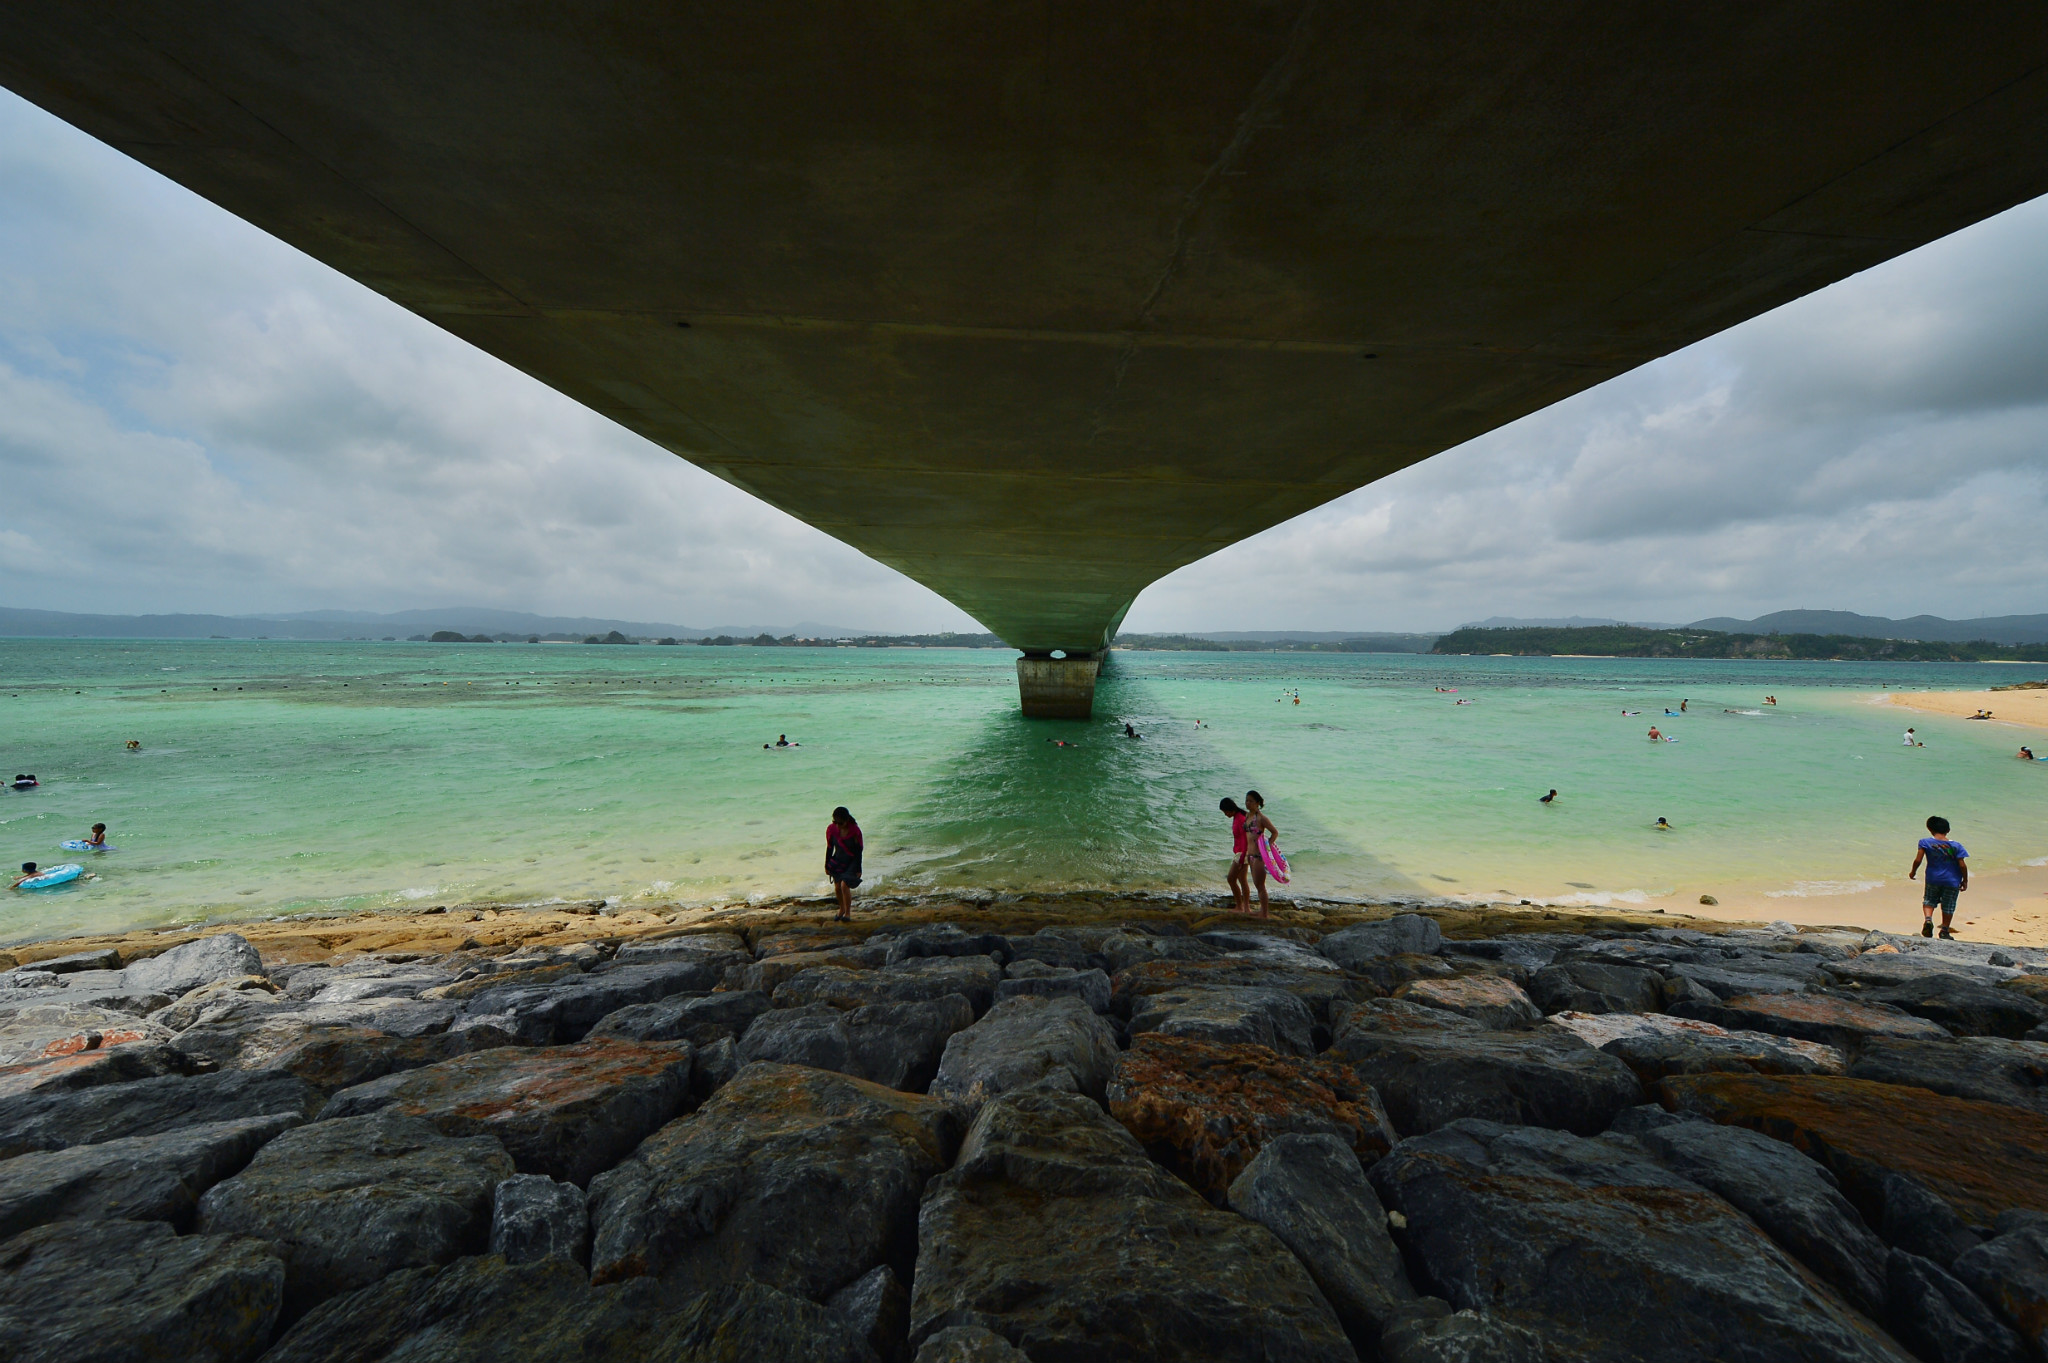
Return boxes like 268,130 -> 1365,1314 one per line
1016,653 -> 1100,719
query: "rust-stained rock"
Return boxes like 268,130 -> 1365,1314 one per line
1106,1034 -> 1394,1197
1660,1072 -> 2048,1227
0,1002 -> 176,1068
1669,991 -> 1950,1050
321,1037 -> 692,1185
1395,975 -> 1542,1030
588,1061 -> 961,1298
0,1041 -> 204,1100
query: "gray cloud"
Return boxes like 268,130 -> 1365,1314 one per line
4,87 -> 2045,634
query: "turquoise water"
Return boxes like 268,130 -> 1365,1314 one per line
1,639 -> 2043,943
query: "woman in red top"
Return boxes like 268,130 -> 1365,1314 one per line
825,806 -> 863,923
1219,797 -> 1251,915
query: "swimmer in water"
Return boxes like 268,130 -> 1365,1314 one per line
1903,728 -> 1923,747
1220,797 -> 1251,914
1454,698 -> 1473,705
2020,747 -> 2037,760
125,739 -> 140,751
1764,695 -> 1777,706
1680,699 -> 1689,713
1540,789 -> 1557,804
83,823 -> 107,848
1648,726 -> 1665,742
1124,722 -> 1143,739
1654,817 -> 1672,830
1621,709 -> 1640,716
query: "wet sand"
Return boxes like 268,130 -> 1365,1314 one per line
0,891 -> 1738,971
1697,860 -> 2048,947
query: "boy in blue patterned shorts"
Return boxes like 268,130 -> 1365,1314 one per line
1908,815 -> 1968,941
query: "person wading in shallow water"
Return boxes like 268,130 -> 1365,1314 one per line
825,806 -> 863,923
1243,790 -> 1280,920
1219,797 -> 1251,914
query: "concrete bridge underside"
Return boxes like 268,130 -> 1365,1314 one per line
5,4 -> 2048,716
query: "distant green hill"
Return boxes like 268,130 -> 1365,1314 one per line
1115,633 -> 1438,653
1431,625 -> 2048,662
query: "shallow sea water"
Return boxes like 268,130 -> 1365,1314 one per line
0,639 -> 2042,943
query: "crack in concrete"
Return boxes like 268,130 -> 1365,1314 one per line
1093,0 -> 1323,432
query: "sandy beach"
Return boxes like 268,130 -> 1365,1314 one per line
1886,685 -> 2048,732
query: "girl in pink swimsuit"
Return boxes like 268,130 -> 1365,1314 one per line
1220,797 -> 1251,914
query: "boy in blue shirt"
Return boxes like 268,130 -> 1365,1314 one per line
1908,815 -> 1968,940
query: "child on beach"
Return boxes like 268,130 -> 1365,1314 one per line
825,807 -> 863,923
1220,797 -> 1251,914
1243,791 -> 1279,920
1908,816 -> 1967,940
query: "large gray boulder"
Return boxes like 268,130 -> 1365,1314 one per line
995,961 -> 1112,1013
586,989 -> 771,1046
122,933 -> 264,999
1848,1037 -> 2048,1114
0,1114 -> 298,1239
1369,1120 -> 1905,1363
1318,915 -> 1443,970
454,960 -> 728,1045
884,925 -> 1011,967
1331,1000 -> 1641,1136
847,997 -> 978,1092
1226,1132 -> 1416,1350
0,1040 -> 201,1102
1129,985 -> 1317,1056
829,1263 -> 911,1363
588,1062 -> 960,1298
0,1218 -> 284,1363
1884,1249 -> 2027,1363
1860,975 -> 2048,1040
0,1068 -> 322,1158
910,1088 -> 1354,1361
1528,960 -> 1664,1015
490,1172 -> 589,1266
738,1003 -> 855,1073
196,1110 -> 513,1316
928,995 -> 1121,1112
1952,1224 -> 2048,1357
1630,1114 -> 1888,1315
320,1038 -> 692,1185
261,1255 -> 873,1363
775,956 -> 1002,1015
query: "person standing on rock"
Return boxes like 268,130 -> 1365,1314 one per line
1220,797 -> 1251,914
1909,815 -> 1967,940
825,806 -> 863,923
1243,790 -> 1279,920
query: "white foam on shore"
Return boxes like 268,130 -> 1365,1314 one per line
1765,879 -> 1886,899
394,886 -> 440,900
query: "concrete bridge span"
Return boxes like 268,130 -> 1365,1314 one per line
5,5 -> 2047,715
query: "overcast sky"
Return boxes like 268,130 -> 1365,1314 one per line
4,89 -> 2045,634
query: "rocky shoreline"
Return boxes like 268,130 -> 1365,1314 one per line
3,893 -> 2046,1361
